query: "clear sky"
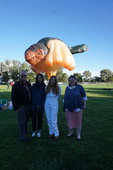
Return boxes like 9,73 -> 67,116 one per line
0,0 -> 113,77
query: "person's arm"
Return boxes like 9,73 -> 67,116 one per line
80,85 -> 87,109
83,99 -> 87,109
11,84 -> 19,111
31,85 -> 39,109
58,86 -> 61,98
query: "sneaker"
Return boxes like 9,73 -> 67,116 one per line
77,135 -> 81,140
37,132 -> 41,138
48,134 -> 54,138
32,131 -> 36,137
54,136 -> 59,141
67,132 -> 74,137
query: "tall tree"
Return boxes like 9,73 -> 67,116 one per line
62,73 -> 68,83
11,70 -> 20,82
2,71 -> 10,83
27,72 -> 36,83
0,62 -> 7,75
83,70 -> 91,82
93,76 -> 101,82
20,62 -> 31,72
73,73 -> 83,82
56,68 -> 68,82
100,69 -> 113,82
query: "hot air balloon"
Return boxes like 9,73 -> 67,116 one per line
25,37 -> 88,78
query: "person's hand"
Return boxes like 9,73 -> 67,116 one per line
83,101 -> 86,109
83,104 -> 86,109
16,109 -> 20,112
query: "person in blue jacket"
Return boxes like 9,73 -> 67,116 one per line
31,74 -> 46,137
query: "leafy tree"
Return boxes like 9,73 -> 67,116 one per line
44,73 -> 49,81
2,60 -> 21,74
93,76 -> 101,82
100,69 -> 113,82
0,62 -> 7,75
2,71 -> 10,83
62,73 -> 68,83
108,77 -> 113,82
11,70 -> 20,82
56,68 -> 68,82
56,69 -> 63,82
10,60 -> 31,82
27,72 -> 36,83
12,60 -> 21,69
73,73 -> 83,82
83,70 -> 91,82
5,59 -> 12,71
20,62 -> 31,72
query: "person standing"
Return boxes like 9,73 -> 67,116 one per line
45,76 -> 61,141
63,75 -> 87,140
11,71 -> 31,143
7,81 -> 10,90
31,74 -> 46,138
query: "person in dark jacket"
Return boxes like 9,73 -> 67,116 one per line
31,74 -> 46,138
11,71 -> 31,143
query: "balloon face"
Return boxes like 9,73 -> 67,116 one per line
25,37 -> 88,77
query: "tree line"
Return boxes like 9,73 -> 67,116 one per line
0,60 -> 113,83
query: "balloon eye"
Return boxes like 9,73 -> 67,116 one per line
37,52 -> 41,55
36,49 -> 43,56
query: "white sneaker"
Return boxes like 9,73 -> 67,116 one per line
32,131 -> 36,137
37,132 -> 41,138
77,135 -> 81,140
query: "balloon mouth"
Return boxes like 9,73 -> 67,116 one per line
25,55 -> 32,61
25,58 -> 46,68
25,56 -> 45,62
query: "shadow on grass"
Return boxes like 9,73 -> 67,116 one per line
85,87 -> 113,98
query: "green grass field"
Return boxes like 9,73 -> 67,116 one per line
0,84 -> 113,170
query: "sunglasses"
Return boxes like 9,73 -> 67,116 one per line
21,75 -> 27,77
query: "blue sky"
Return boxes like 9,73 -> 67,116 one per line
0,0 -> 113,77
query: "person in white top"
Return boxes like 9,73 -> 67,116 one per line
44,76 -> 61,141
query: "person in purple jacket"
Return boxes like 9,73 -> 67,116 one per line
63,75 -> 87,140
31,74 -> 46,138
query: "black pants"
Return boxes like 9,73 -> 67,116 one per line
31,110 -> 43,131
17,104 -> 31,140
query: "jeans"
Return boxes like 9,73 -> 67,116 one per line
31,110 -> 43,131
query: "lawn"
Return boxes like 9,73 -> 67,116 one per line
0,83 -> 113,170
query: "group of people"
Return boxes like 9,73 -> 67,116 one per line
11,71 -> 87,143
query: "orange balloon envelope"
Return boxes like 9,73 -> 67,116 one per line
25,37 -> 88,77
